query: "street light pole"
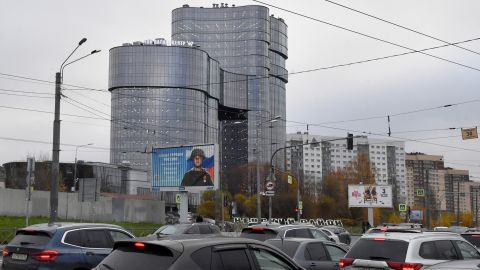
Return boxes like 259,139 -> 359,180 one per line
49,38 -> 100,225
73,143 -> 94,191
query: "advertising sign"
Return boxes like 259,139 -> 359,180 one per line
410,210 -> 423,221
348,185 -> 393,208
461,127 -> 478,140
151,144 -> 219,192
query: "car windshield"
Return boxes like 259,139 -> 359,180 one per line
461,234 -> 480,248
155,225 -> 189,235
98,245 -> 178,270
240,228 -> 278,241
9,231 -> 51,246
345,238 -> 409,262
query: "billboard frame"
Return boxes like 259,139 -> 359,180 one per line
348,184 -> 393,208
151,143 -> 220,193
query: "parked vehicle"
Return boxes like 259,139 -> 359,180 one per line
448,226 -> 469,234
241,224 -> 336,243
423,259 -> 480,269
318,228 -> 341,244
94,237 -> 304,270
340,231 -> 480,269
266,238 -> 348,270
1,223 -> 134,270
322,226 -> 351,244
150,223 -> 221,238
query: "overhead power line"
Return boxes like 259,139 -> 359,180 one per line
253,0 -> 480,72
324,0 -> 480,56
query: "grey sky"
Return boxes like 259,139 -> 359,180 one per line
1,0 -> 480,177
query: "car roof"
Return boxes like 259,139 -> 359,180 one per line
267,237 -> 331,244
20,222 -> 124,233
361,231 -> 463,241
117,237 -> 267,253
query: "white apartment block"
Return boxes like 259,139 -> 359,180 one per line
286,133 -> 406,202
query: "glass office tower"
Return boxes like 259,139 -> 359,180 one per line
172,4 -> 288,166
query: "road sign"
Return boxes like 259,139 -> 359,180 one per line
398,203 -> 407,212
265,181 -> 275,191
265,191 -> 275,196
416,189 -> 425,197
175,193 -> 182,204
287,175 -> 293,184
299,201 -> 303,210
462,127 -> 478,140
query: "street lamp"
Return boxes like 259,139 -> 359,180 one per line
73,143 -> 94,191
256,115 -> 282,223
49,37 -> 100,225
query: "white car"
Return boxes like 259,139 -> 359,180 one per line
319,227 -> 341,244
341,230 -> 480,269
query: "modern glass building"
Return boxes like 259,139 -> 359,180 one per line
109,4 -> 287,192
172,4 -> 288,165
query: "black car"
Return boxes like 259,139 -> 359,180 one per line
241,224 -> 336,243
150,223 -> 221,238
94,237 -> 305,270
266,238 -> 348,270
1,223 -> 134,270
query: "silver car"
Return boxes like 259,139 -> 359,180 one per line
341,231 -> 480,269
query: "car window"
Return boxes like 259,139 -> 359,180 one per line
285,228 -> 311,238
252,248 -> 296,270
10,231 -> 51,246
420,240 -> 459,260
325,245 -> 346,261
283,241 -> 301,258
346,239 -> 408,262
461,234 -> 480,248
85,230 -> 111,248
321,229 -> 332,236
311,229 -> 330,241
199,225 -> 212,234
97,244 -> 179,270
109,230 -> 133,242
240,228 -> 278,242
64,230 -> 86,247
455,240 -> 480,259
191,247 -> 212,270
305,243 -> 329,261
213,249 -> 252,270
186,225 -> 200,234
435,240 -> 459,260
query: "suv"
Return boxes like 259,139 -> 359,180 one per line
461,231 -> 480,248
151,223 -> 221,238
1,223 -> 134,270
266,238 -> 348,270
241,224 -> 335,243
340,231 -> 480,269
94,237 -> 304,270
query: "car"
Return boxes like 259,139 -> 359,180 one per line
340,231 -> 480,269
94,237 -> 305,270
150,223 -> 221,238
318,228 -> 341,244
423,259 -> 480,269
433,227 -> 449,232
448,226 -> 469,234
322,226 -> 351,244
461,231 -> 480,248
1,223 -> 134,270
266,238 -> 348,270
241,224 -> 336,243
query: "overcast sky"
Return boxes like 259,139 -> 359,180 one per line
1,0 -> 480,177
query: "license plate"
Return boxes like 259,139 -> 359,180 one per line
11,253 -> 28,261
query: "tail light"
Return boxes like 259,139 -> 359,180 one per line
387,261 -> 423,270
339,258 -> 354,268
2,247 -> 9,257
134,242 -> 145,248
32,250 -> 59,262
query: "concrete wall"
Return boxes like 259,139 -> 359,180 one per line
0,188 -> 165,224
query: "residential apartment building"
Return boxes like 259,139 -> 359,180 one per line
286,133 -> 406,201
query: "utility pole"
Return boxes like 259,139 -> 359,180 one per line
425,170 -> 430,229
25,157 -> 35,226
297,160 -> 301,221
49,72 -> 61,225
256,127 -> 262,223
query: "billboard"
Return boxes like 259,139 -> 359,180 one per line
348,185 -> 393,208
151,144 -> 219,192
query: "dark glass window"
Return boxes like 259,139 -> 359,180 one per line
199,225 -> 212,234
285,229 -> 311,238
346,239 -> 408,262
85,230 -> 111,248
325,245 -> 346,261
252,248 -> 295,270
98,245 -> 178,270
191,247 -> 212,270
214,249 -> 252,270
109,230 -> 133,242
305,243 -> 328,261
10,231 -> 51,246
64,230 -> 86,247
455,240 -> 480,259
185,226 -> 200,234
419,240 -> 459,260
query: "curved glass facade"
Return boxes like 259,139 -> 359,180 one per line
172,5 -> 288,166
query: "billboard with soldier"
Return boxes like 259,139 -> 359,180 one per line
151,144 -> 218,191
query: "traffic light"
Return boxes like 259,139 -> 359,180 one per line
347,133 -> 354,150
